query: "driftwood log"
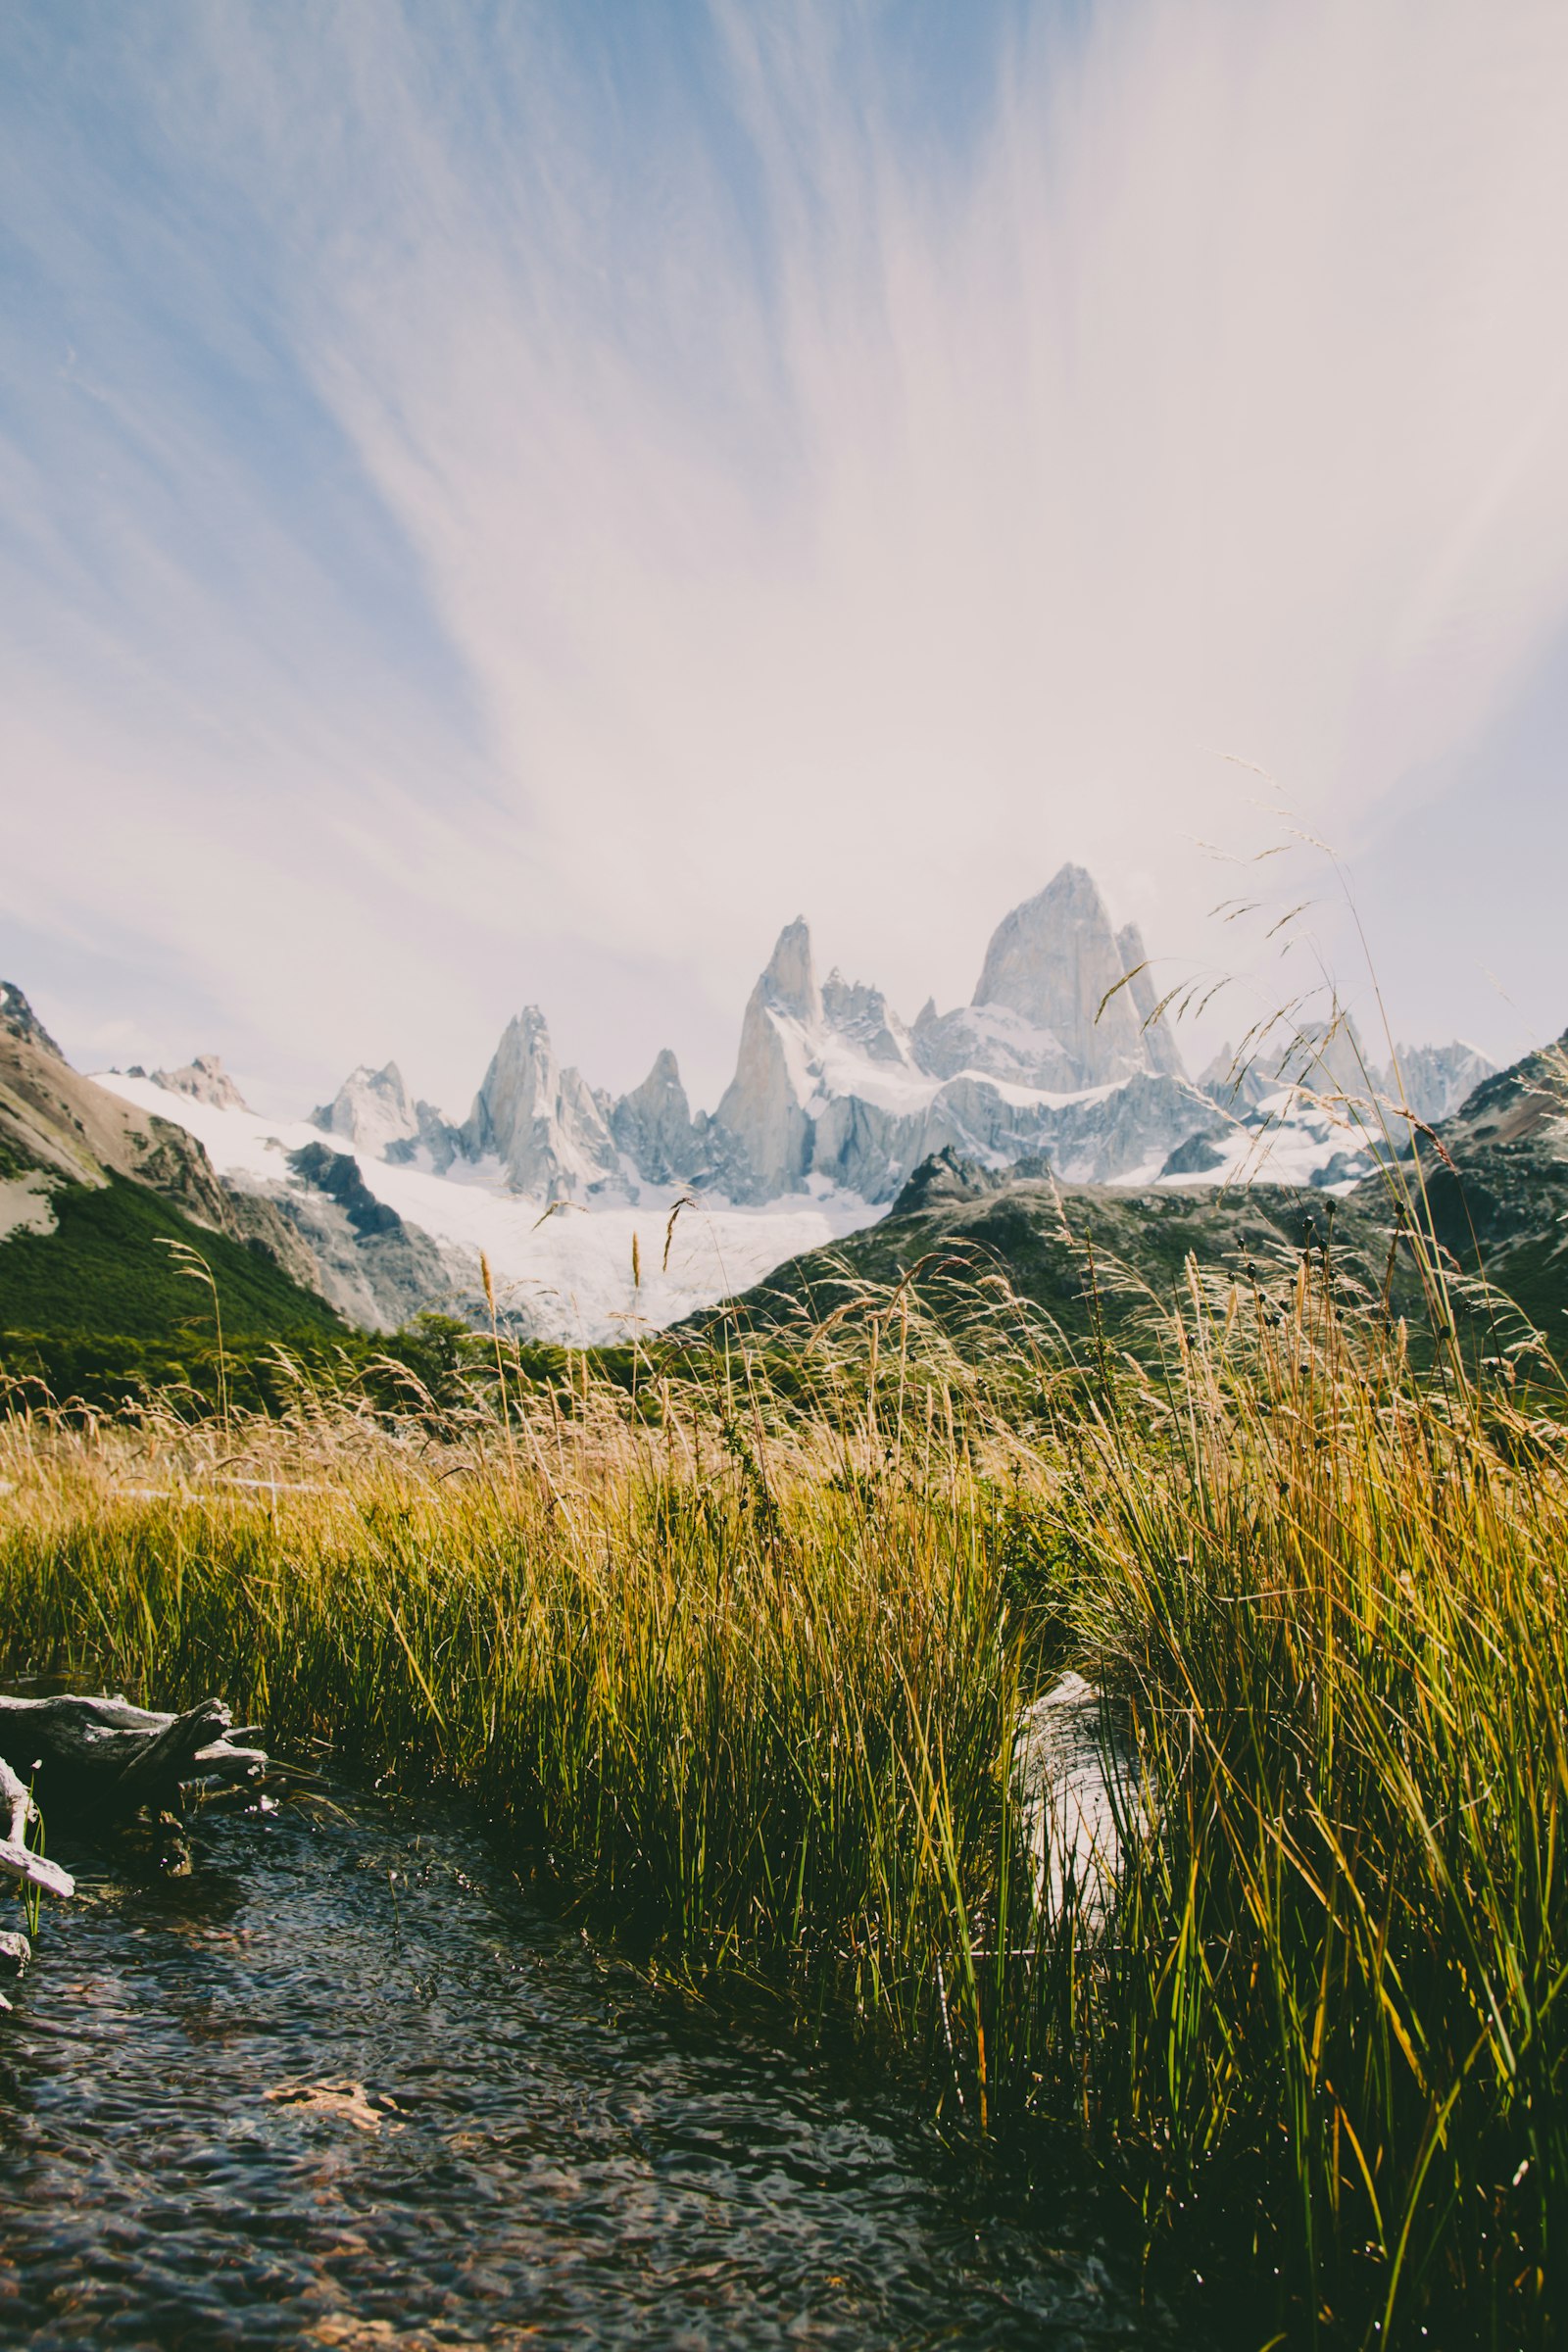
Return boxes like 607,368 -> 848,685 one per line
0,1693 -> 267,1823
1012,1671 -> 1135,1928
0,1755 -> 73,1900
0,1695 -> 269,2000
0,1753 -> 71,1998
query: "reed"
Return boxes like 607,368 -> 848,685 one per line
0,1236 -> 1563,2346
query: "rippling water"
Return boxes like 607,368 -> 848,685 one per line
0,1783 -> 1172,2349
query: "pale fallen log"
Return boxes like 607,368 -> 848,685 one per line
0,1754 -> 74,1898
1012,1671 -> 1138,1929
0,1693 -> 267,1821
0,1842 -> 74,1900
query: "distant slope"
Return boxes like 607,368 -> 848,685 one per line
689,1146 -> 1359,1353
693,1028 -> 1568,1361
0,1173 -> 344,1339
0,983 -> 344,1343
0,982 -> 325,1281
92,1070 -> 882,1345
1399,1029 -> 1568,1340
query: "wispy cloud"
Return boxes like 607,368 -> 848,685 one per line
2,0 -> 1566,1109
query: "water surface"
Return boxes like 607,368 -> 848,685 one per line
0,1782 -> 1171,2349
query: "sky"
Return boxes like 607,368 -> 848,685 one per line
3,0 -> 1567,1119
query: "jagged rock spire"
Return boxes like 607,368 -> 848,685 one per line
154,1053 -> 250,1112
464,1005 -> 621,1200
713,920 -> 822,1198
757,917 -> 821,1026
313,1062 -> 416,1152
972,865 -> 1149,1088
611,1048 -> 701,1184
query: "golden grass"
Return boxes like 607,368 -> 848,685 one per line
0,1242 -> 1564,2345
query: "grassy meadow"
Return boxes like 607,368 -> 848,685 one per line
0,1196 -> 1565,2347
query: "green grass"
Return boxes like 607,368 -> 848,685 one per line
0,1173 -> 344,1339
0,1315 -> 653,1422
694,1167 -> 1352,1355
1,1235 -> 1565,2346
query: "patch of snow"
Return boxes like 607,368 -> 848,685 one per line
811,1033 -> 940,1117
974,1076 -> 1121,1114
764,1008 -> 822,1111
1149,1097 -> 1385,1194
93,1074 -> 878,1343
0,1172 -> 58,1244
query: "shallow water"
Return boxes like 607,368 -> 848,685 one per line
0,1783 -> 1171,2349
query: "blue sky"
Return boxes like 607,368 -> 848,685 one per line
3,0 -> 1567,1116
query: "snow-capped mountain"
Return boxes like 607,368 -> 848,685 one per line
1198,1023 -> 1494,1132
322,864 -> 1217,1210
93,862 -> 1495,1342
699,873 -> 1210,1199
1387,1040 -> 1495,1125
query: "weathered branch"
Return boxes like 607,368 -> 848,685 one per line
0,1755 -> 74,1898
0,1693 -> 268,1820
0,1753 -> 29,1843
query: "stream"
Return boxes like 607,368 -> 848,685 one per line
0,1781 -> 1173,2349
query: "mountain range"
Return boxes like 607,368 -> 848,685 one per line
710,1025 -> 1568,1366
0,865 -> 1508,1348
310,864 -> 1492,1211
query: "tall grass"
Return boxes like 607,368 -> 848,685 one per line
0,1237 -> 1564,2346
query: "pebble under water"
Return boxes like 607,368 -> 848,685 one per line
0,1782 -> 1173,2349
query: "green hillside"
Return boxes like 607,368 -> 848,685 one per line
0,1173 -> 344,1341
694,1140 -> 1566,1376
688,1152 -> 1359,1353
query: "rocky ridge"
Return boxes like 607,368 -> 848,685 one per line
0,987 -> 325,1298
308,862 -> 1494,1210
0,989 -> 457,1333
696,1028 -> 1568,1359
1397,1030 -> 1568,1340
152,1054 -> 249,1112
270,1142 -> 454,1331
